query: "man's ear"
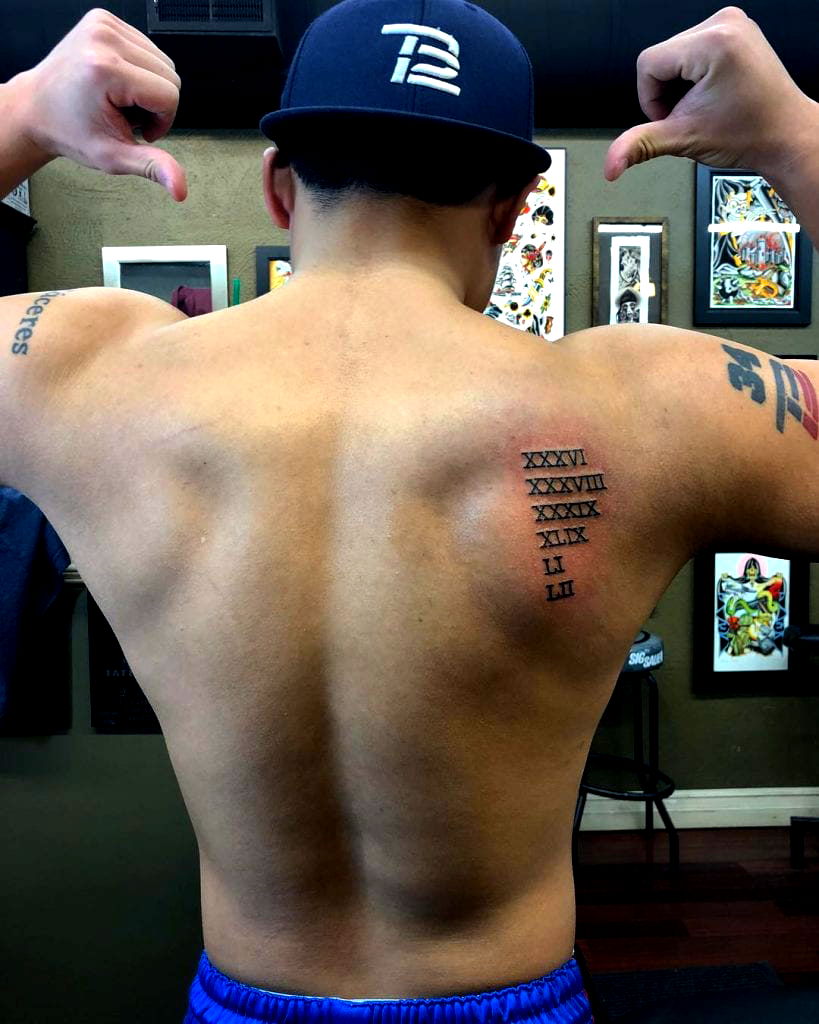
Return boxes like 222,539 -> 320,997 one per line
489,174 -> 541,246
262,145 -> 295,230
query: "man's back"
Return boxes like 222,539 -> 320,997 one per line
35,277 -> 718,998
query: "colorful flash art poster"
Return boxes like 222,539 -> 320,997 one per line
709,175 -> 798,310
609,235 -> 651,324
269,258 -> 292,291
712,552 -> 791,673
484,149 -> 566,341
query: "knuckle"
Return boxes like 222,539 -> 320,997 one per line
636,47 -> 652,72
716,5 -> 748,20
82,47 -> 117,79
83,8 -> 116,28
710,23 -> 741,54
87,22 -> 117,46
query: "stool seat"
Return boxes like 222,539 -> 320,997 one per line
621,630 -> 664,673
582,752 -> 675,802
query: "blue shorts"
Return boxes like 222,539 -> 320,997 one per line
184,950 -> 594,1024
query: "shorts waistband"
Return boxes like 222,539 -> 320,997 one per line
185,950 -> 593,1024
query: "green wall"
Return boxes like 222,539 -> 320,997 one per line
1,129 -> 818,1021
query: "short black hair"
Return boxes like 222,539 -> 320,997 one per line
277,114 -> 539,209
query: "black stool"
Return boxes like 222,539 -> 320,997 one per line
573,632 -> 680,872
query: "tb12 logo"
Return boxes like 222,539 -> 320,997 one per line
381,23 -> 461,96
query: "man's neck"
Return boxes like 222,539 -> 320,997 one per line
288,196 -> 494,310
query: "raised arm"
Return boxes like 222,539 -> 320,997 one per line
605,6 -> 819,245
602,324 -> 819,559
0,7 -> 187,203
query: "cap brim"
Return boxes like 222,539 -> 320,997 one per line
259,107 -> 551,175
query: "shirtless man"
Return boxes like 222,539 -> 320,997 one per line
1,4 -> 818,1023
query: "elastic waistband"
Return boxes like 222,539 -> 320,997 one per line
186,950 -> 593,1024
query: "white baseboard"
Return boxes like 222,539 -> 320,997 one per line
578,787 -> 819,831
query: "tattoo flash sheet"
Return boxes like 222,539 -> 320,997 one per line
712,553 -> 791,672
609,236 -> 650,324
485,149 -> 566,341
709,174 -> 798,310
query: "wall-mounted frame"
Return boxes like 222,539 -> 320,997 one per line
101,244 -> 228,313
693,548 -> 811,696
694,164 -> 812,326
485,148 -> 566,342
592,217 -> 668,326
255,245 -> 292,296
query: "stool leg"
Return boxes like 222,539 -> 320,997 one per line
573,790 -> 588,869
647,671 -> 680,873
633,675 -> 653,841
653,796 -> 680,872
646,672 -> 659,839
790,818 -> 806,869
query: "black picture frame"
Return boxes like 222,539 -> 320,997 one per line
694,163 -> 812,326
255,245 -> 292,297
591,217 -> 668,326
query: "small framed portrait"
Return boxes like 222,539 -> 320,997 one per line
102,244 -> 228,316
694,164 -> 812,326
693,549 -> 811,696
485,148 -> 566,342
256,245 -> 292,296
592,218 -> 668,326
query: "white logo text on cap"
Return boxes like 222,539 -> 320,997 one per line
381,23 -> 461,96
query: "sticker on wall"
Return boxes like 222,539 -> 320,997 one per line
484,148 -> 566,342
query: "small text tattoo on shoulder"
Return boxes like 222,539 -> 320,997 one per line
10,291 -> 66,356
722,343 -> 818,440
520,448 -> 608,603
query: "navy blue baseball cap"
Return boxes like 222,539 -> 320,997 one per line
260,0 -> 550,174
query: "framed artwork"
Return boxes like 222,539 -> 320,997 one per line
694,164 -> 812,326
693,549 -> 811,696
484,148 -> 566,341
592,217 -> 668,326
256,245 -> 292,296
102,244 -> 228,315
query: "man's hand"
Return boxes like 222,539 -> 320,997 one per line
604,7 -> 817,183
12,7 -> 187,201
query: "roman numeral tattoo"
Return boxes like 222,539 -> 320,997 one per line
520,448 -> 607,603
722,344 -> 818,440
9,291 -> 66,356
532,500 -> 600,522
526,473 -> 607,496
523,448 -> 587,469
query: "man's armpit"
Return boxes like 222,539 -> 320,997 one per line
722,344 -> 819,441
